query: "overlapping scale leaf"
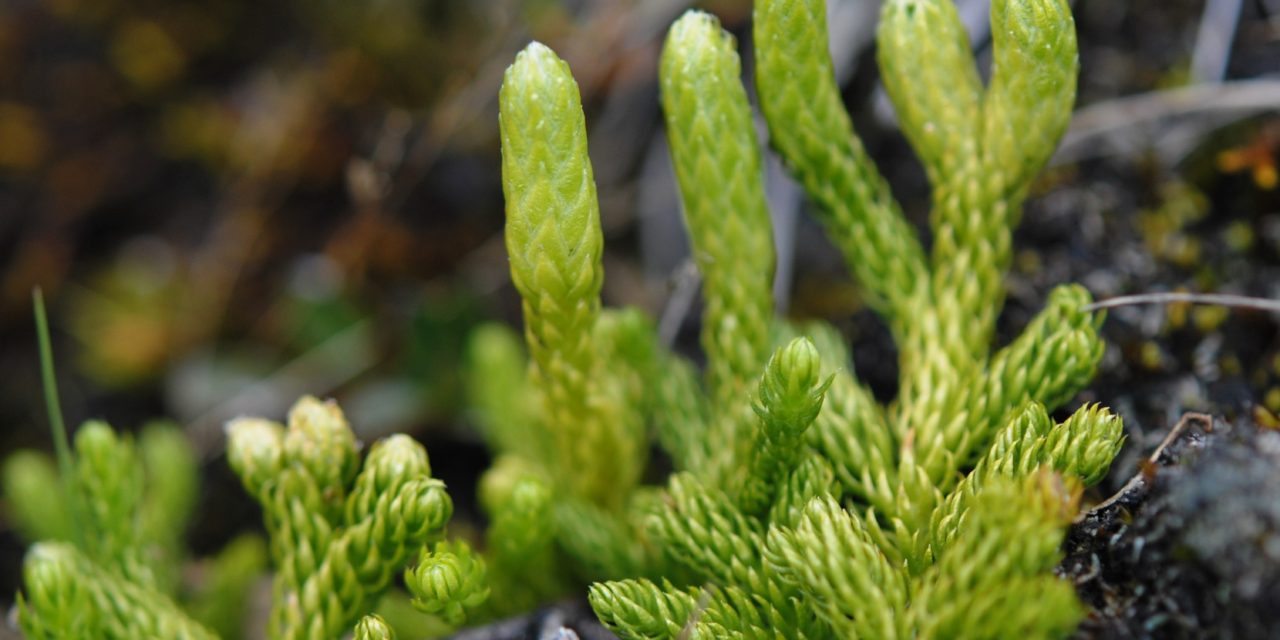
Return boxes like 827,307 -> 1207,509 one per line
912,473 -> 1082,640
647,473 -> 764,588
982,0 -> 1079,196
18,542 -> 216,640
660,11 -> 775,408
500,42 -> 638,505
737,338 -> 830,516
877,0 -> 982,183
908,284 -> 1105,490
753,0 -> 928,331
801,322 -> 895,502
764,496 -> 907,639
589,578 -> 699,640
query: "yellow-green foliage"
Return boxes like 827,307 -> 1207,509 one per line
9,395 -> 463,640
10,0 -> 1126,637
19,542 -> 218,640
7,421 -> 267,639
405,539 -> 490,626
353,614 -> 396,640
497,42 -> 646,510
488,0 -> 1125,637
226,397 -> 455,639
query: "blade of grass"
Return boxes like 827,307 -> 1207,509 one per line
33,287 -> 82,547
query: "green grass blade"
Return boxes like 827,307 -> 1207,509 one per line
32,288 -> 82,547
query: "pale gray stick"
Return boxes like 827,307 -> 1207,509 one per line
1191,0 -> 1244,84
1083,292 -> 1280,315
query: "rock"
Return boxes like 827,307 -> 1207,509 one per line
1064,413 -> 1280,639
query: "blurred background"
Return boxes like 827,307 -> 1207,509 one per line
1,0 -> 1279,620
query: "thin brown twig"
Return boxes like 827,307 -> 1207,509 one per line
1082,413 -> 1214,517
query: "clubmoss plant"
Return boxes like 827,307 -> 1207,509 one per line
9,0 -> 1129,636
482,0 -> 1126,636
404,539 -> 491,625
8,292 -> 464,639
224,398 -> 456,639
469,40 -> 669,614
9,394 -> 463,639
5,304 -> 268,637
353,614 -> 396,640
9,421 -> 225,639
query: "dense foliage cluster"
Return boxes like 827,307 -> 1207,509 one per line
480,0 -> 1125,637
5,0 -> 1129,638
